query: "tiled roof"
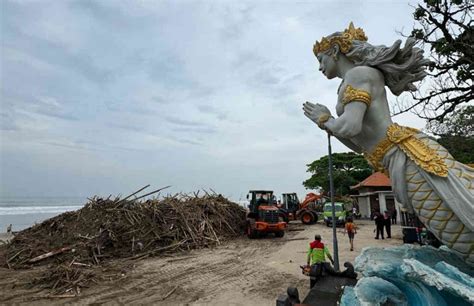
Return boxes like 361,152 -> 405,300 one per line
351,172 -> 391,189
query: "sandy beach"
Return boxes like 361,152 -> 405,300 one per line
0,219 -> 404,305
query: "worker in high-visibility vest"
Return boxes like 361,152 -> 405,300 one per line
306,234 -> 337,287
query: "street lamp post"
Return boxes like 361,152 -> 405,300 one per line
327,133 -> 340,271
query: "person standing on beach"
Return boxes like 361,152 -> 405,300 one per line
384,211 -> 392,238
374,211 -> 384,239
344,217 -> 357,251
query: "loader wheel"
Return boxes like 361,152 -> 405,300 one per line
275,231 -> 285,238
301,212 -> 314,225
311,212 -> 318,224
247,223 -> 258,239
280,214 -> 289,223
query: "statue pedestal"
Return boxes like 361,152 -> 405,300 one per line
341,245 -> 474,306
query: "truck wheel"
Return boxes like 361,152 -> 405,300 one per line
326,221 -> 330,227
301,212 -> 314,225
275,231 -> 285,238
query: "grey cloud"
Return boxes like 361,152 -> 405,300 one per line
103,99 -> 160,116
38,141 -> 90,151
34,110 -> 78,121
197,105 -> 228,121
251,68 -> 282,86
147,56 -> 193,89
165,116 -> 206,127
172,127 -> 217,134
232,51 -> 265,69
30,97 -> 78,121
191,87 -> 216,99
218,4 -> 256,41
69,0 -> 154,31
3,23 -> 114,86
233,51 -> 283,84
107,122 -> 145,133
285,73 -> 305,83
2,93 -> 78,124
0,112 -> 19,131
175,138 -> 202,146
152,96 -> 171,105
232,51 -> 299,99
39,139 -> 140,153
146,57 -> 217,100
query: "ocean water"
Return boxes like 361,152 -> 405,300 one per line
0,197 -> 86,232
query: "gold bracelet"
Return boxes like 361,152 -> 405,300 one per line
317,113 -> 332,127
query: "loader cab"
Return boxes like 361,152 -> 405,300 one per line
247,190 -> 275,213
247,190 -> 280,223
282,193 -> 299,212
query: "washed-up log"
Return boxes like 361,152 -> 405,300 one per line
160,286 -> 178,301
288,228 -> 305,232
280,238 -> 308,242
28,247 -> 71,263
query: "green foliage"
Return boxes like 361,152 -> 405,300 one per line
438,136 -> 474,164
427,105 -> 474,164
303,152 -> 372,196
427,105 -> 474,136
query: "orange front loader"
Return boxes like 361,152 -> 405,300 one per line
246,190 -> 286,239
279,192 -> 323,225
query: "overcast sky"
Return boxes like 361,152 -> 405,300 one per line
1,0 -> 426,201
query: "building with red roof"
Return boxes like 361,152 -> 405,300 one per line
350,172 -> 401,219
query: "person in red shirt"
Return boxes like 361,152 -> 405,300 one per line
306,234 -> 337,287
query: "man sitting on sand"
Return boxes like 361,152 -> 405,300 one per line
306,234 -> 338,287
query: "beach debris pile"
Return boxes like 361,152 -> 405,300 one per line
0,188 -> 247,295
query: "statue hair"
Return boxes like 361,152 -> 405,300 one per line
327,34 -> 431,96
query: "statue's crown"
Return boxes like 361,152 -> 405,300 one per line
313,22 -> 368,55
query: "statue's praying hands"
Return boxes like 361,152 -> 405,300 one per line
303,102 -> 332,129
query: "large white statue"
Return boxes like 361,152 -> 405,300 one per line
304,23 -> 474,265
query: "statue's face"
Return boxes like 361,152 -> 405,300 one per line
316,52 -> 337,79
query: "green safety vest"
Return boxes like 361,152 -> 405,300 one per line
307,241 -> 331,265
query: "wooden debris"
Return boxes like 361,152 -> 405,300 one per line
1,192 -> 247,295
288,228 -> 305,232
280,238 -> 308,242
28,247 -> 71,263
43,294 -> 77,299
160,286 -> 178,301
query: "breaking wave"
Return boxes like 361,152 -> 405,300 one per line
0,206 -> 84,215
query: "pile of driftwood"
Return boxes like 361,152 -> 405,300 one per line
0,188 -> 247,295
